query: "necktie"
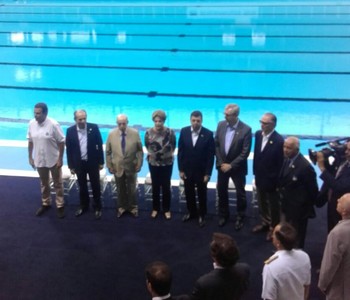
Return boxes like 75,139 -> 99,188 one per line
121,132 -> 126,155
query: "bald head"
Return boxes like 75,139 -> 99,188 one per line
283,136 -> 300,158
117,114 -> 128,132
337,193 -> 350,219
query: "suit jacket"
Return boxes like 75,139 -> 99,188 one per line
177,126 -> 215,180
278,153 -> 318,219
318,162 -> 350,207
318,219 -> 350,300
105,127 -> 143,177
66,123 -> 104,170
190,263 -> 250,300
215,120 -> 252,175
253,130 -> 284,192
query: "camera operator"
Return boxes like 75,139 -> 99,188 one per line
316,141 -> 350,232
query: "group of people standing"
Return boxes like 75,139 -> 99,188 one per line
27,102 -> 350,235
27,102 -> 350,299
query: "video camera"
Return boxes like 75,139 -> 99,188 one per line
308,137 -> 349,170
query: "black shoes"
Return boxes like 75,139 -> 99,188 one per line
36,205 -> 64,218
75,207 -> 101,219
75,208 -> 87,217
95,210 -> 102,220
235,216 -> 245,231
57,207 -> 65,219
182,214 -> 194,222
218,217 -> 227,227
198,216 -> 206,228
36,205 -> 51,216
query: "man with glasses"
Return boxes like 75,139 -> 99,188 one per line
106,114 -> 143,218
215,104 -> 252,230
252,113 -> 284,240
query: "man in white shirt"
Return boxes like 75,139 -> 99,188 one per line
27,102 -> 65,218
262,222 -> 311,300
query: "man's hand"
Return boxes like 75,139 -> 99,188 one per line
316,152 -> 326,172
29,157 -> 35,170
56,158 -> 63,168
180,171 -> 186,180
220,163 -> 232,173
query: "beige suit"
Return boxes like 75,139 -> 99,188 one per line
106,127 -> 143,212
318,219 -> 350,300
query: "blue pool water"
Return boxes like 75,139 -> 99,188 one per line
0,0 -> 349,181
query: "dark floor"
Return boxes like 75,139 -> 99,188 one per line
0,176 -> 326,300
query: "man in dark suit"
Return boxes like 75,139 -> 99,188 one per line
277,136 -> 318,248
316,141 -> 350,232
145,261 -> 190,300
178,111 -> 215,227
66,110 -> 104,219
252,113 -> 284,240
189,233 -> 250,300
215,103 -> 252,230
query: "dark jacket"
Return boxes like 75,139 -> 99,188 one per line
253,130 -> 284,192
190,263 -> 250,300
215,120 -> 252,175
278,153 -> 318,219
66,123 -> 104,170
178,126 -> 215,181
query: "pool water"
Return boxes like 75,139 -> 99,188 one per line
0,0 -> 349,182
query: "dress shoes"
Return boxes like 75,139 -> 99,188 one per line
252,224 -> 269,233
57,207 -> 65,219
95,210 -> 102,220
36,205 -> 51,217
182,214 -> 194,222
234,216 -> 244,231
117,208 -> 125,218
218,217 -> 227,227
75,208 -> 87,217
164,211 -> 171,220
151,210 -> 158,218
198,216 -> 206,228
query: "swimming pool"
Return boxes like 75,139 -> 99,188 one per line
0,0 -> 349,181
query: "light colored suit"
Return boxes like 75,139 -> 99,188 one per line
106,127 -> 143,212
318,219 -> 350,300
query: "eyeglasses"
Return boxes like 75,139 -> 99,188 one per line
118,122 -> 126,125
